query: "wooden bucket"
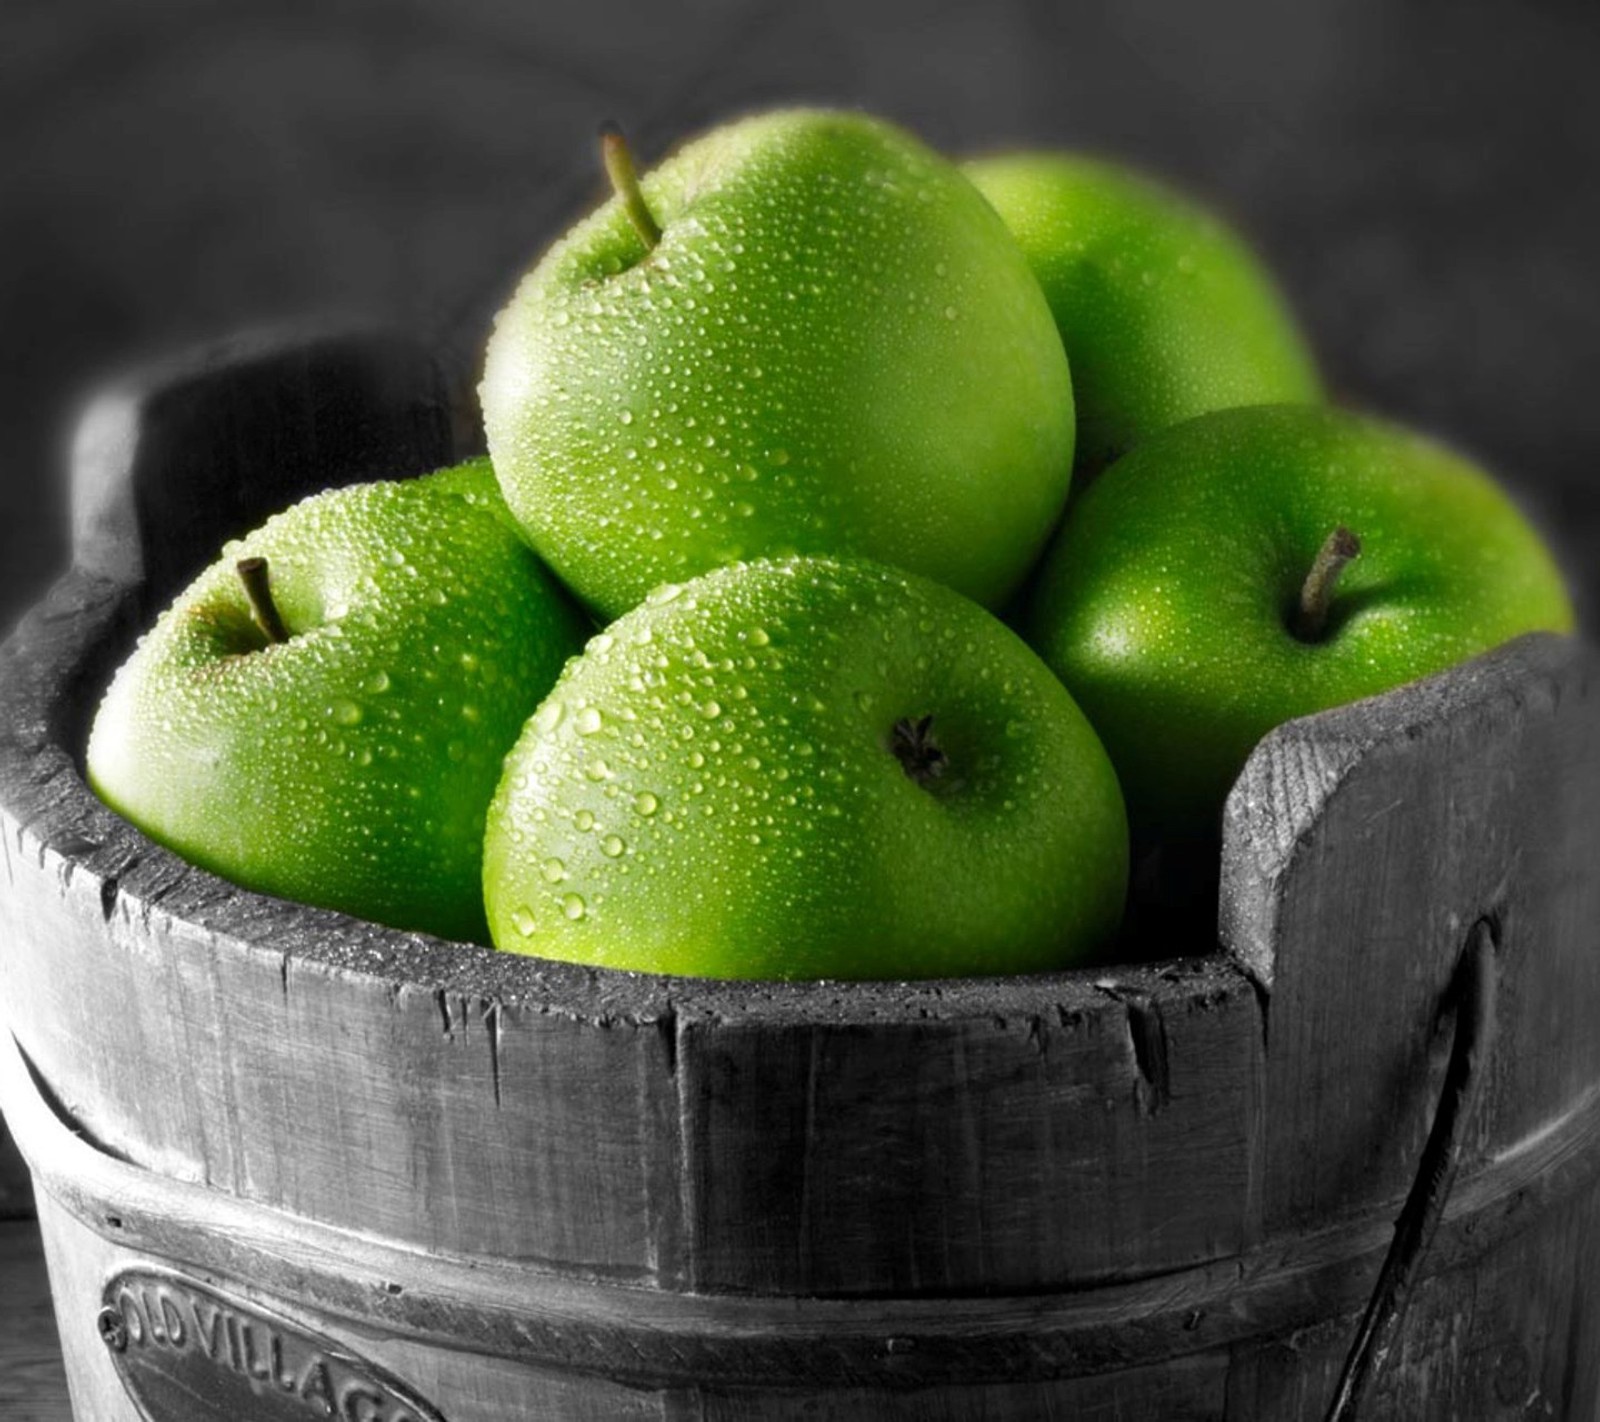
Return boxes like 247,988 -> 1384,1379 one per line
2,328 -> 1598,1421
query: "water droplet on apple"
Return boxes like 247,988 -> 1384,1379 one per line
562,893 -> 587,921
701,700 -> 722,719
648,583 -> 684,605
511,905 -> 538,936
541,857 -> 567,883
363,670 -> 391,695
329,698 -> 363,726
618,410 -> 634,425
601,835 -> 625,857
533,701 -> 564,735
633,791 -> 659,817
575,707 -> 604,735
574,809 -> 595,831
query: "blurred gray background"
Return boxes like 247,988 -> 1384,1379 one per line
2,0 -> 1597,631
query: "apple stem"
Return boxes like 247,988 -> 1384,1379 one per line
236,556 -> 290,644
599,120 -> 662,251
891,714 -> 949,789
1295,526 -> 1362,641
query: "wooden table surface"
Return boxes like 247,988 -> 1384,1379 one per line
0,1217 -> 72,1422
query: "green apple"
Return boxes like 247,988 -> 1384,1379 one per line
481,109 -> 1076,621
1026,404 -> 1575,842
86,460 -> 589,943
484,556 -> 1127,980
964,152 -> 1321,478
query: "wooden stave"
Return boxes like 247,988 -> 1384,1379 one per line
0,561 -> 1267,1295
6,1021 -> 1600,1396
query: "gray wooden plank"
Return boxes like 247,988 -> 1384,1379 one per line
0,1220 -> 72,1422
1222,634 -> 1600,1236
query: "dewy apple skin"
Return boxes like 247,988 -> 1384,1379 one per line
485,555 -> 1129,980
966,150 -> 1322,482
86,459 -> 589,944
1026,403 -> 1575,842
481,109 -> 1078,621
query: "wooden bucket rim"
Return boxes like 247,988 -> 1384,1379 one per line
0,561 -> 1268,1029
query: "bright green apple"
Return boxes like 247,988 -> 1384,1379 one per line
1026,404 -> 1575,842
481,109 -> 1076,621
86,460 -> 589,943
964,152 -> 1321,478
484,556 -> 1128,980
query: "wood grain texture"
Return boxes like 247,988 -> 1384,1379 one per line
1223,1181 -> 1600,1421
69,322 -> 454,621
1222,634 -> 1600,1236
7,1018 -> 1600,1417
4,330 -> 1600,1417
674,962 -> 1263,1294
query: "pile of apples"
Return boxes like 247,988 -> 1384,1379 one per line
86,109 -> 1574,982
